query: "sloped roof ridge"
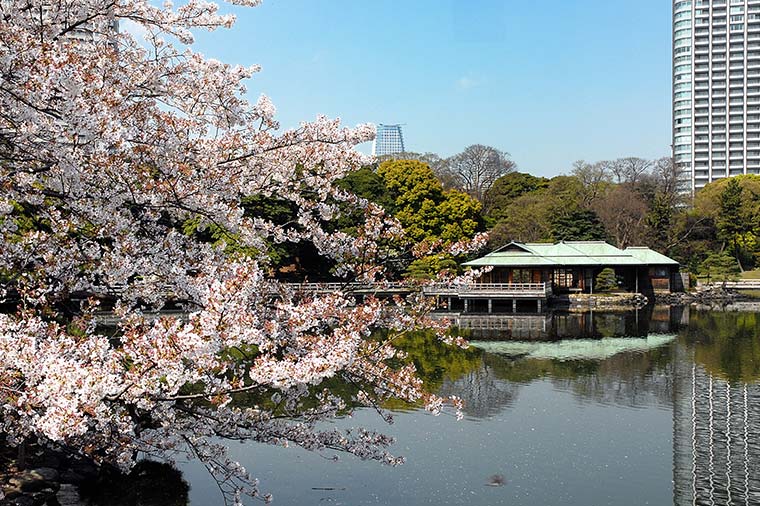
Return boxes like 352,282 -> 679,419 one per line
562,241 -> 615,257
491,241 -> 538,254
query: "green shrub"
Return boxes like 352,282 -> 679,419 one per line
595,268 -> 618,292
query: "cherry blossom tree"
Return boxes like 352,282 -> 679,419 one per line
0,1 -> 472,502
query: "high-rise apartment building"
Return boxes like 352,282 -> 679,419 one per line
673,0 -> 760,195
372,124 -> 406,156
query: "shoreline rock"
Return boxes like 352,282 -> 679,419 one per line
654,287 -> 741,306
1,443 -> 188,506
556,293 -> 649,311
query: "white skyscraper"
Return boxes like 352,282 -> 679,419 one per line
673,0 -> 760,195
372,124 -> 406,156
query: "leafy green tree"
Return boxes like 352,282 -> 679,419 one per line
483,172 -> 549,222
405,254 -> 459,280
437,190 -> 483,243
595,268 -> 618,292
486,193 -> 553,246
716,178 -> 747,267
374,159 -> 484,277
485,174 -> 608,247
336,167 -> 393,209
645,191 -> 675,250
699,251 -> 741,283
690,174 -> 760,270
376,159 -> 483,245
551,209 -> 607,242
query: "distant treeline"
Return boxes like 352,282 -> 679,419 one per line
355,148 -> 760,280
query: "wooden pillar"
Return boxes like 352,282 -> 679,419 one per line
635,267 -> 639,293
464,299 -> 469,313
590,269 -> 594,295
512,299 -> 517,313
448,297 -> 452,310
488,299 -> 493,314
537,299 -> 542,313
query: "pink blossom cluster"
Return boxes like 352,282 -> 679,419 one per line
0,1 -> 463,502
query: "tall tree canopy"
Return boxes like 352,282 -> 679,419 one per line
376,160 -> 483,245
483,172 -> 549,221
375,160 -> 484,278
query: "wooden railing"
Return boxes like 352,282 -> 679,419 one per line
285,282 -> 409,293
706,280 -> 760,289
82,281 -> 552,300
423,282 -> 552,298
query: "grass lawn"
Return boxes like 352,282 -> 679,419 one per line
741,270 -> 760,279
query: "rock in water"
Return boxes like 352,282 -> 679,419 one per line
486,474 -> 506,487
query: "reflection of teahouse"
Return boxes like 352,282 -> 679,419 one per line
464,241 -> 682,294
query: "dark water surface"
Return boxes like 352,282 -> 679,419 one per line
178,306 -> 760,506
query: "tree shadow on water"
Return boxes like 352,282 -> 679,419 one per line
78,461 -> 189,506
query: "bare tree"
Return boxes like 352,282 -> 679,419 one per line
651,156 -> 681,198
607,157 -> 653,185
571,160 -> 612,206
440,144 -> 515,201
593,186 -> 649,249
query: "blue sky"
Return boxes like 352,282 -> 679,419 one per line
191,0 -> 672,177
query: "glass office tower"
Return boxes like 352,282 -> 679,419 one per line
372,124 -> 406,156
674,0 -> 760,194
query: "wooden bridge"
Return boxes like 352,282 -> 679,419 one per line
423,282 -> 552,299
80,281 -> 553,314
708,280 -> 760,290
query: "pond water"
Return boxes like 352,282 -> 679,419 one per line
175,306 -> 760,506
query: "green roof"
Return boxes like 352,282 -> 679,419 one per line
624,247 -> 680,266
463,241 -> 679,268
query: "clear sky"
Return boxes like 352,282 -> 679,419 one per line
189,0 -> 672,177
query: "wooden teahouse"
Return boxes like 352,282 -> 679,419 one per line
463,241 -> 681,294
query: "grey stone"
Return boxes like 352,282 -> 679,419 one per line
56,484 -> 85,506
8,468 -> 59,493
4,495 -> 35,506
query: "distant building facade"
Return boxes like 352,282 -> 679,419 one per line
673,1 -> 760,194
372,124 -> 405,156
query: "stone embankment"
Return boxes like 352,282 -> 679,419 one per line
1,443 -> 188,506
654,286 -> 741,306
0,444 -> 96,506
559,292 -> 649,311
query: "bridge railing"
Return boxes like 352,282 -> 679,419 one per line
82,281 -> 552,299
423,282 -> 552,298
285,282 -> 409,293
705,280 -> 760,289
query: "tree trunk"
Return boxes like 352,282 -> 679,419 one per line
17,438 -> 27,470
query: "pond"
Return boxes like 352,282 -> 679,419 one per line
171,306 -> 760,506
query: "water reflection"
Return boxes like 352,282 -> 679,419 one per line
673,345 -> 760,506
79,461 -> 190,506
117,307 -> 760,505
435,307 -> 760,505
437,364 -> 521,419
456,305 -> 690,341
681,311 -> 760,383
